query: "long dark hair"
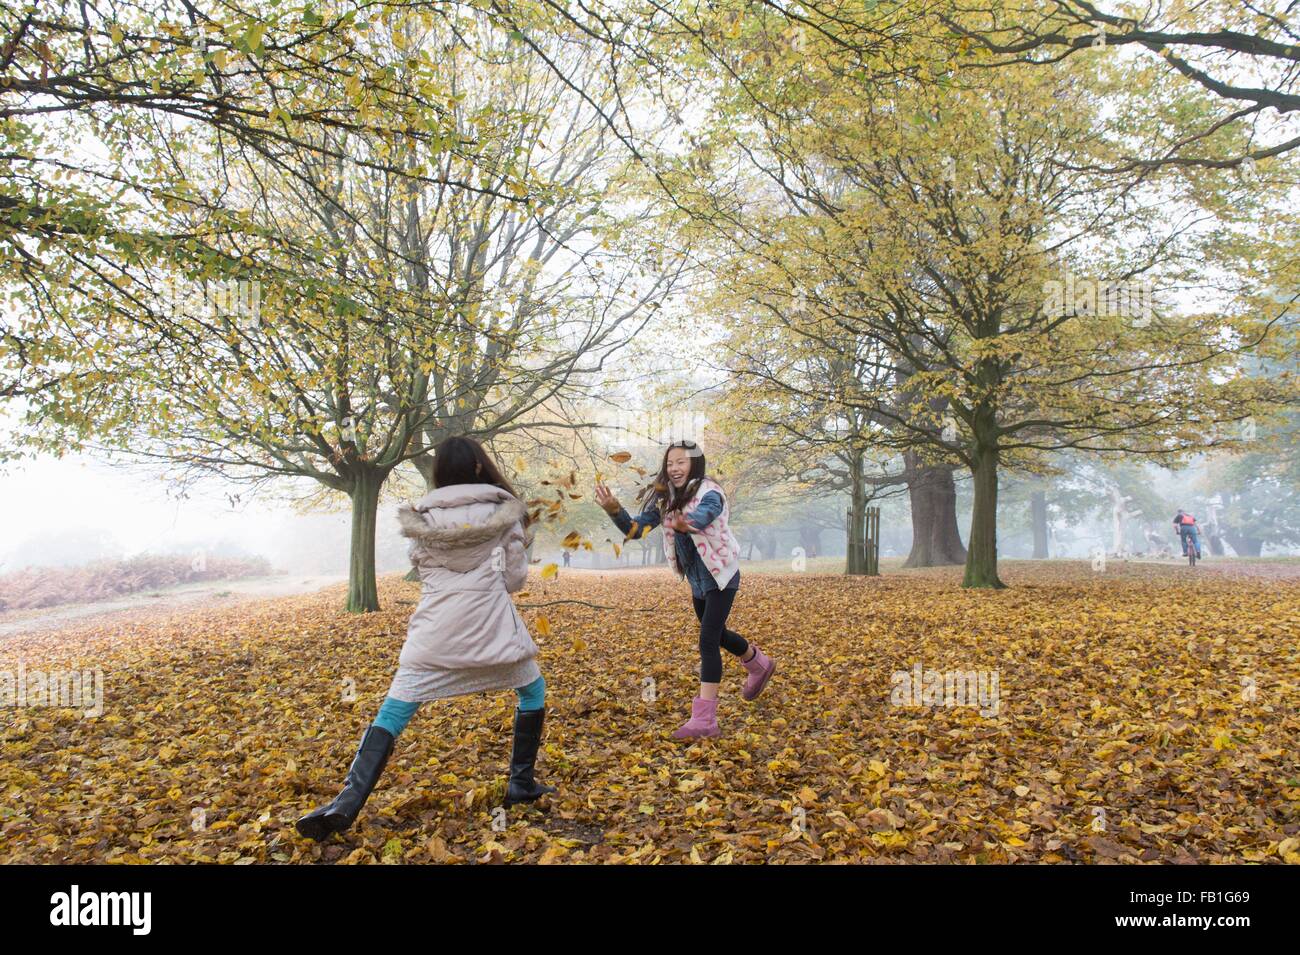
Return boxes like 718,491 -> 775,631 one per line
433,435 -> 520,502
636,440 -> 708,512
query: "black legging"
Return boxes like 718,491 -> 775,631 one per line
693,588 -> 749,683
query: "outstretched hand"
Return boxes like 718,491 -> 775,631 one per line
594,481 -> 621,515
665,510 -> 699,533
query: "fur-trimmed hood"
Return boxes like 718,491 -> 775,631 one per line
395,481 -> 538,669
397,483 -> 533,551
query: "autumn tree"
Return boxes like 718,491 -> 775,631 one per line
396,23 -> 679,491
660,9 -> 1294,587
709,303 -> 905,573
931,0 -> 1300,172
11,12 -> 675,612
1197,345 -> 1300,556
0,0 -> 534,407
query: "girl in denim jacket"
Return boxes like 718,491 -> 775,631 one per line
596,440 -> 776,738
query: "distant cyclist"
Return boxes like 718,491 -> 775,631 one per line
1172,510 -> 1202,560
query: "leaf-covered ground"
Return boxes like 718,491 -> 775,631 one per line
2,560 -> 1298,864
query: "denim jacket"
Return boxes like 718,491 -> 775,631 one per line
610,491 -> 741,599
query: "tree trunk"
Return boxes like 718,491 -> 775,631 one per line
903,453 -> 966,567
1031,489 -> 1049,559
1224,530 -> 1263,557
962,442 -> 1004,588
799,525 -> 821,559
931,470 -> 966,563
845,449 -> 867,575
347,466 -> 387,612
412,450 -> 436,491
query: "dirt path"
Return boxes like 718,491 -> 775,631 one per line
0,574 -> 347,638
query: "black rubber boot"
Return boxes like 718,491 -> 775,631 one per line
296,725 -> 395,840
504,707 -> 557,808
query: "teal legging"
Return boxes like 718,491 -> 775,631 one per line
373,676 -> 546,738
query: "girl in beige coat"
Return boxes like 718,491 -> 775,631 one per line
297,436 -> 555,841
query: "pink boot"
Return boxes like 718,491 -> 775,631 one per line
741,646 -> 776,701
672,696 -> 720,739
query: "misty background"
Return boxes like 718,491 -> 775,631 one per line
3,443 -> 1291,596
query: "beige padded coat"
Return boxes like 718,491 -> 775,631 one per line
395,483 -> 538,670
